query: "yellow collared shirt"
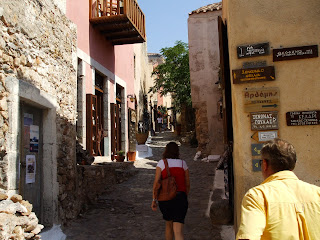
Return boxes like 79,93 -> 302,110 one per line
237,171 -> 320,240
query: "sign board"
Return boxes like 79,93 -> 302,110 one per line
251,130 -> 279,143
243,61 -> 267,69
286,111 -> 320,126
273,45 -> 318,62
233,66 -> 275,84
26,155 -> 36,184
251,144 -> 263,156
237,42 -> 269,58
250,111 -> 279,130
252,159 -> 262,172
243,87 -> 280,112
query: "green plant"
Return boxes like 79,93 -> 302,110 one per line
149,41 -> 191,112
116,150 -> 125,156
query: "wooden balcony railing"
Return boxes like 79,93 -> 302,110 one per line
89,0 -> 146,45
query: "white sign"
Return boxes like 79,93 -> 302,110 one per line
30,125 -> 39,152
258,131 -> 278,142
26,155 -> 36,184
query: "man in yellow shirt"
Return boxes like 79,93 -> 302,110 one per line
237,138 -> 320,240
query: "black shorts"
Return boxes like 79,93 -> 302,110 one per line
158,192 -> 188,224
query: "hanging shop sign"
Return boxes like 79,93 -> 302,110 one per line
250,111 -> 279,131
251,130 -> 279,143
243,87 -> 280,112
232,66 -> 275,84
237,42 -> 269,59
252,159 -> 262,172
273,45 -> 318,62
286,111 -> 320,126
251,143 -> 264,156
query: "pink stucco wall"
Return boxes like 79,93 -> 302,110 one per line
109,81 -> 115,104
157,91 -> 163,106
114,45 -> 135,109
85,63 -> 93,94
66,0 -> 135,88
188,10 -> 224,155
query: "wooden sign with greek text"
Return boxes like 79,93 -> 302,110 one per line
233,66 -> 275,84
243,87 -> 280,112
237,42 -> 269,59
250,111 -> 279,130
273,45 -> 318,62
286,111 -> 320,126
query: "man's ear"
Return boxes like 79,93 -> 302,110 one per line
262,159 -> 268,172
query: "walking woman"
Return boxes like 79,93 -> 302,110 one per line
151,142 -> 190,240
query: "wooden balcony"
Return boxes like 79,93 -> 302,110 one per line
89,0 -> 146,45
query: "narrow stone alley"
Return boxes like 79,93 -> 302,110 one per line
62,131 -> 234,239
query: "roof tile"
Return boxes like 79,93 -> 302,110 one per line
190,2 -> 222,15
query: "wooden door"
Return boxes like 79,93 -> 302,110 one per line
110,102 -> 121,160
110,103 -> 115,160
218,16 -> 234,212
86,94 -> 98,155
218,16 -> 233,144
19,102 -> 43,221
86,94 -> 104,156
116,102 -> 122,151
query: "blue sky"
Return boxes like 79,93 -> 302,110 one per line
137,0 -> 221,53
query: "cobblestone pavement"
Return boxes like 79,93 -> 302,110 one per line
63,131 -> 234,239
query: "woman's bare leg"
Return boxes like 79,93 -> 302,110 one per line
173,222 -> 184,240
165,221 -> 174,240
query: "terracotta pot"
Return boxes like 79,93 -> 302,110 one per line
127,151 -> 136,161
136,133 -> 148,145
115,155 -> 125,162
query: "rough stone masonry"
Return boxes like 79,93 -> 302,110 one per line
0,0 -> 78,225
0,192 -> 43,239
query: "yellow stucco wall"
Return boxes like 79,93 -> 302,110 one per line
223,0 -> 320,229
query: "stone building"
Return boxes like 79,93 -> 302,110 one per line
188,2 -> 234,227
1,0 -> 77,226
188,2 -> 225,156
189,0 -> 320,234
1,0 -> 150,228
147,53 -> 174,133
221,0 -> 320,232
66,0 -> 147,161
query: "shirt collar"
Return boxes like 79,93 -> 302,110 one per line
262,170 -> 299,184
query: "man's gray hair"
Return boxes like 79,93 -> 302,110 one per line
261,138 -> 297,172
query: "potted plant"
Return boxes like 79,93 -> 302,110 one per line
127,151 -> 136,161
115,150 -> 126,162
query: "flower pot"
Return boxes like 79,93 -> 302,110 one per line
136,133 -> 148,145
115,155 -> 125,162
127,151 -> 136,161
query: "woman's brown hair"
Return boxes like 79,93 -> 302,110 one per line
162,142 -> 180,159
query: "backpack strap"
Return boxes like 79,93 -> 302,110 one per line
163,159 -> 171,177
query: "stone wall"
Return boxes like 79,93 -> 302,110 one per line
188,10 -> 225,157
0,0 -> 78,225
75,162 -> 136,212
0,193 -> 43,239
195,104 -> 210,155
0,7 -> 9,190
224,0 -> 320,229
